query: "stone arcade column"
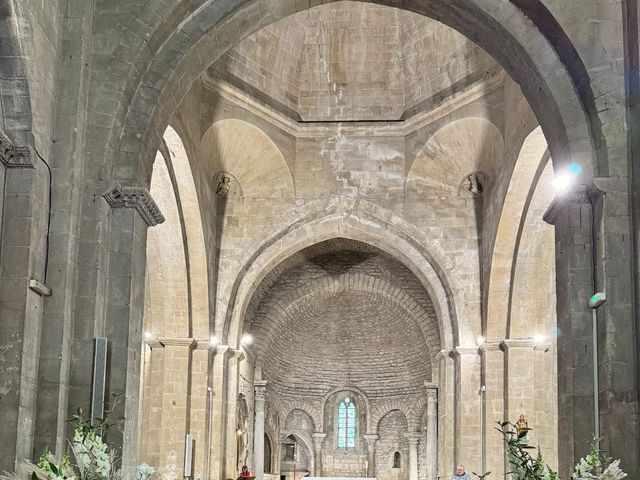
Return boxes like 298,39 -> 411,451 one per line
544,183 -> 640,478
312,433 -> 326,476
501,337 -> 556,467
253,381 -> 268,480
225,350 -> 245,478
156,337 -> 195,479
406,433 -> 421,480
101,185 -> 164,475
425,387 -> 438,480
478,342 -> 505,478
209,345 -> 229,480
453,347 -> 481,474
0,140 -> 50,475
436,350 -> 455,478
362,434 -> 378,477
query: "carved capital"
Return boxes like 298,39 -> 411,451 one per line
312,432 -> 327,448
543,186 -> 590,225
0,130 -> 34,168
255,380 -> 268,401
405,432 -> 421,446
103,184 -> 165,226
362,434 -> 379,447
425,388 -> 438,401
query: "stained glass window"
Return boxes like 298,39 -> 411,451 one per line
337,397 -> 356,449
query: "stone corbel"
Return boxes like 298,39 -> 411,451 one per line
543,185 -> 590,225
157,337 -> 196,349
102,183 -> 165,226
0,129 -> 35,168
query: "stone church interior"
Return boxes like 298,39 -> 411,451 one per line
0,1 -> 638,480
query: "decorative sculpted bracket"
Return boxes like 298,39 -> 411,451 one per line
543,186 -> 590,225
0,129 -> 35,168
103,184 -> 165,227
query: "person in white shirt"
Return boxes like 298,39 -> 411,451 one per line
453,464 -> 471,480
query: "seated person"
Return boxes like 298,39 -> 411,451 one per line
239,466 -> 252,479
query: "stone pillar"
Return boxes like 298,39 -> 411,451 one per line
436,350 -> 455,479
542,185 -> 639,477
312,433 -> 326,476
453,347 -> 481,474
425,387 -> 438,480
362,434 -> 378,477
209,345 -> 229,480
253,380 -> 268,480
225,350 -> 245,478
406,433 -> 421,480
479,342 -> 504,478
0,144 -> 49,475
156,338 -> 195,480
190,340 -> 213,479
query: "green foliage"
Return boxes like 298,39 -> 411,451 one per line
0,394 -> 155,480
472,423 -> 628,480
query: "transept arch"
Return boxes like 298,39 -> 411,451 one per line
105,0 -> 602,196
222,207 -> 459,352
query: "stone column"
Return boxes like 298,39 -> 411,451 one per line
312,433 -> 326,476
585,180 -> 638,477
406,433 -> 421,480
253,380 -> 267,480
453,347 -> 481,474
362,434 -> 378,477
209,345 -> 229,480
479,342 -> 504,478
190,340 -> 213,480
225,350 -> 245,478
0,144 -> 49,475
436,350 -> 455,478
425,387 -> 438,480
156,337 -> 195,480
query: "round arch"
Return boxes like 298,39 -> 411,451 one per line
222,208 -> 459,352
108,0 -> 599,191
371,403 -> 413,433
320,386 -> 372,434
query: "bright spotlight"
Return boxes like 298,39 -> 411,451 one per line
567,162 -> 582,176
476,335 -> 485,346
144,331 -> 152,339
241,334 -> 253,345
553,174 -> 573,193
210,335 -> 220,346
534,334 -> 546,345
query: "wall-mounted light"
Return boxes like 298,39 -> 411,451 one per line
210,335 -> 220,346
144,331 -> 152,340
241,334 -> 253,346
476,335 -> 485,346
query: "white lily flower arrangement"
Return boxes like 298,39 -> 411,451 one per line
470,423 -> 628,480
0,396 -> 155,480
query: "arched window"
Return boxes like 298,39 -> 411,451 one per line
393,451 -> 401,468
337,397 -> 356,448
